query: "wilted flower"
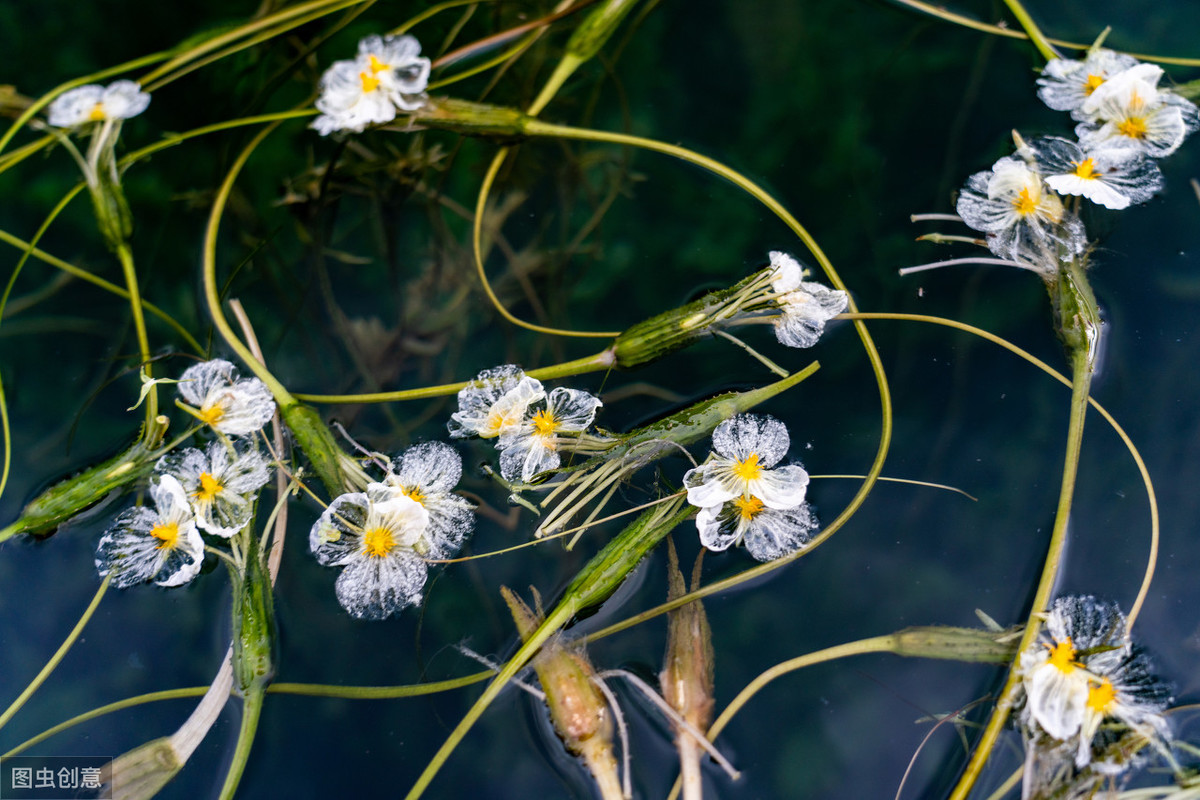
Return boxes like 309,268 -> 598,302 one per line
1037,49 -> 1139,117
96,475 -> 204,588
375,441 -> 475,557
1076,63 -> 1200,159
1030,136 -> 1163,210
447,364 -> 545,439
47,80 -> 150,128
310,491 -> 433,619
177,359 -> 275,436
498,387 -> 603,483
311,34 -> 431,135
766,251 -> 849,348
156,440 -> 270,537
684,414 -> 816,560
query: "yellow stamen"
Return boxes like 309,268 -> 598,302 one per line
1046,638 -> 1079,674
1083,74 -> 1104,95
733,496 -> 764,520
195,472 -> 223,502
1012,187 -> 1038,216
88,103 -> 107,122
199,404 -> 225,426
363,526 -> 396,558
1087,678 -> 1117,713
1117,116 -> 1148,140
401,486 -> 425,506
532,409 -> 558,437
150,522 -> 180,550
731,453 -> 763,482
360,71 -> 381,93
367,53 -> 388,74
1072,158 -> 1097,180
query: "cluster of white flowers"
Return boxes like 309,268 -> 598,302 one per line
309,441 -> 475,620
954,49 -> 1197,276
765,251 -> 849,348
311,34 -> 431,136
46,80 -> 150,128
1016,596 -> 1171,779
683,414 -> 817,561
96,360 -> 275,588
448,365 -> 603,484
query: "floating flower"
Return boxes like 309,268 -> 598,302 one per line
1037,49 -> 1139,117
684,414 -> 815,560
375,441 -> 475,557
156,440 -> 271,537
448,364 -> 545,439
311,34 -> 431,135
1031,136 -> 1164,210
177,359 -> 275,436
1076,63 -> 1200,159
309,491 -> 432,620
47,80 -> 151,128
498,388 -> 603,483
95,475 -> 204,588
766,251 -> 849,348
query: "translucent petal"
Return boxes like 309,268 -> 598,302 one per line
393,441 -> 463,493
334,550 -> 427,620
683,463 -> 739,509
1027,661 -> 1090,740
743,504 -> 817,561
499,434 -> 561,483
711,414 -> 790,467
695,504 -> 740,552
420,492 -> 475,560
748,464 -> 810,509
768,251 -> 803,293
310,492 -> 369,566
545,387 -> 602,432
448,366 -> 544,439
773,282 -> 849,348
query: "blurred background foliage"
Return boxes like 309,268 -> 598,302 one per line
2,0 -> 1200,797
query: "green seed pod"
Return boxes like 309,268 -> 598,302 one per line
408,97 -> 531,140
232,545 -> 276,694
890,625 -> 1020,664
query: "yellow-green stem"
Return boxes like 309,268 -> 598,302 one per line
216,685 -> 264,800
1000,0 -> 1060,62
115,243 -> 157,435
948,345 -> 1092,799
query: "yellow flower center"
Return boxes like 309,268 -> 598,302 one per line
731,453 -> 763,482
360,70 -> 382,93
1083,74 -> 1104,95
1087,678 -> 1117,713
1117,116 -> 1148,140
733,495 -> 764,520
1072,158 -> 1097,180
401,486 -> 425,506
195,472 -> 223,502
1012,187 -> 1038,216
532,409 -> 559,437
363,526 -> 396,558
88,103 -> 107,122
199,404 -> 225,426
1046,638 -> 1079,674
150,521 -> 180,550
367,53 -> 388,74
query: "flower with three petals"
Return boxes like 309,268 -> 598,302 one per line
448,364 -> 545,440
1036,49 -> 1139,117
47,80 -> 150,128
177,359 -> 275,436
683,414 -> 816,561
1030,136 -> 1163,211
312,34 -> 431,135
498,388 -> 603,483
156,440 -> 271,537
766,251 -> 849,349
95,475 -> 204,588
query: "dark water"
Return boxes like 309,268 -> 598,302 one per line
2,1 -> 1199,798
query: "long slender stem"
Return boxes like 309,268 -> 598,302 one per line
114,242 -> 158,434
1000,0 -> 1060,62
216,686 -> 264,800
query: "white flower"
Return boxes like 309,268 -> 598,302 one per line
156,440 -> 270,537
47,80 -> 150,128
694,501 -> 816,561
766,251 -> 848,348
683,414 -> 809,510
375,441 -> 475,558
309,491 -> 432,620
1076,63 -> 1200,158
1037,49 -> 1139,117
448,364 -> 546,439
497,387 -> 603,483
177,359 -> 275,436
95,475 -> 204,588
1031,136 -> 1163,210
311,34 -> 431,135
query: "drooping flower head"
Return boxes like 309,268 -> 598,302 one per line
766,251 -> 849,348
309,491 -> 432,620
684,414 -> 816,561
311,34 -> 431,135
1037,49 -> 1139,117
375,441 -> 475,558
177,359 -> 275,436
1030,136 -> 1163,211
448,364 -> 545,440
498,387 -> 603,483
95,475 -> 204,588
47,80 -> 150,128
1076,63 -> 1200,159
156,440 -> 271,537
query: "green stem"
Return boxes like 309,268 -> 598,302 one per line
1000,0 -> 1059,61
114,242 -> 158,435
948,344 -> 1092,799
216,685 -> 264,800
293,348 -> 615,403
0,575 -> 110,732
